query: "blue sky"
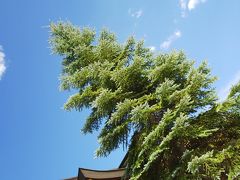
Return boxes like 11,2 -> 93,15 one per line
0,0 -> 240,179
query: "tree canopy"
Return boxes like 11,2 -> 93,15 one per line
50,22 -> 240,180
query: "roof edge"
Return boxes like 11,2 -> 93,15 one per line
79,167 -> 125,172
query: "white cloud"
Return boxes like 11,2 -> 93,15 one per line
0,46 -> 6,80
160,30 -> 182,50
128,8 -> 143,19
149,46 -> 156,52
179,0 -> 207,17
188,0 -> 207,11
188,0 -> 199,10
175,31 -> 181,37
218,70 -> 240,101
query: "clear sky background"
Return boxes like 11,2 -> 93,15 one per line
0,0 -> 240,179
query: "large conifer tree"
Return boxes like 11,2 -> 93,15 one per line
50,22 -> 240,180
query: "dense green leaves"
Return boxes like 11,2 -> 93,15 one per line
50,22 -> 240,180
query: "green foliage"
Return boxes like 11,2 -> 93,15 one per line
50,22 -> 240,180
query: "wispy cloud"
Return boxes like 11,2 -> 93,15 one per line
128,8 -> 143,19
179,0 -> 187,17
0,46 -> 6,80
160,30 -> 182,50
218,70 -> 240,101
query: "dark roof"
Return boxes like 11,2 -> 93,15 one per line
118,152 -> 128,168
78,168 -> 125,180
64,154 -> 128,180
64,177 -> 78,180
